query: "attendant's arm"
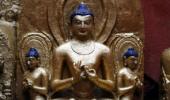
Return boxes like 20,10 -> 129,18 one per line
32,73 -> 48,96
117,74 -> 135,95
23,72 -> 49,96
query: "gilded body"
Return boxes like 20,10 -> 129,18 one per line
23,48 -> 48,100
117,48 -> 142,100
161,48 -> 170,100
52,40 -> 114,98
51,3 -> 115,99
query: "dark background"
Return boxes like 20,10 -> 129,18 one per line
141,0 -> 170,99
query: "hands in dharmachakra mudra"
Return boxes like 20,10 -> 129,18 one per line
23,2 -> 142,100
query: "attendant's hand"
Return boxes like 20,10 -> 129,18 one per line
133,76 -> 143,88
23,78 -> 33,89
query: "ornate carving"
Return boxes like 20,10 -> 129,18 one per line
0,30 -> 9,50
17,0 -> 144,99
117,48 -> 143,100
19,0 -> 117,45
0,28 -> 15,100
18,32 -> 53,99
0,0 -> 20,22
49,0 -> 117,44
109,33 -> 143,72
0,0 -> 20,99
22,48 -> 49,100
50,3 -> 115,99
109,33 -> 144,99
19,32 -> 53,72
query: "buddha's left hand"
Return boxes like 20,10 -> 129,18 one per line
84,66 -> 97,80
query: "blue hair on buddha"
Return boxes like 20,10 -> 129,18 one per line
123,48 -> 138,58
26,48 -> 39,58
70,2 -> 93,20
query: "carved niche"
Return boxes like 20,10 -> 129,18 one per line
17,0 -> 144,99
109,33 -> 144,99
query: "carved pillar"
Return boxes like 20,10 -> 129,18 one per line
0,15 -> 15,100
0,0 -> 20,99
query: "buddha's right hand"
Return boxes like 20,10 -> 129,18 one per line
72,61 -> 82,84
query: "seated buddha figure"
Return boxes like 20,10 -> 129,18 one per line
117,48 -> 142,100
23,48 -> 48,100
51,2 -> 115,99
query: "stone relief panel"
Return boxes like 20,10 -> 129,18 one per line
0,0 -> 20,22
0,30 -> 14,100
0,0 -> 20,100
0,0 -> 144,99
109,33 -> 144,99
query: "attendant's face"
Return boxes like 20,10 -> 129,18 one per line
71,15 -> 94,38
26,57 -> 39,70
125,56 -> 138,70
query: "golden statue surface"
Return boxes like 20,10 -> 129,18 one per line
161,48 -> 170,100
16,0 -> 144,100
51,3 -> 115,98
23,48 -> 48,100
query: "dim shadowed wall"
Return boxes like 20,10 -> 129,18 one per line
142,0 -> 170,83
141,0 -> 170,99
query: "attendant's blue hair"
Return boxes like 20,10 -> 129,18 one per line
123,48 -> 138,58
26,48 -> 39,58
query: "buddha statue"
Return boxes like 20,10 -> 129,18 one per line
23,48 -> 48,100
117,48 -> 142,100
51,2 -> 115,99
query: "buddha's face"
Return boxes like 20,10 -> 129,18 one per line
71,15 -> 94,39
125,56 -> 138,70
26,57 -> 39,70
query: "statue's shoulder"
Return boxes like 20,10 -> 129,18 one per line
36,67 -> 48,76
55,42 -> 71,53
162,48 -> 170,58
94,42 -> 110,53
117,67 -> 128,76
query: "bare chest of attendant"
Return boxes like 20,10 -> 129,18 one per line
25,68 -> 45,84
